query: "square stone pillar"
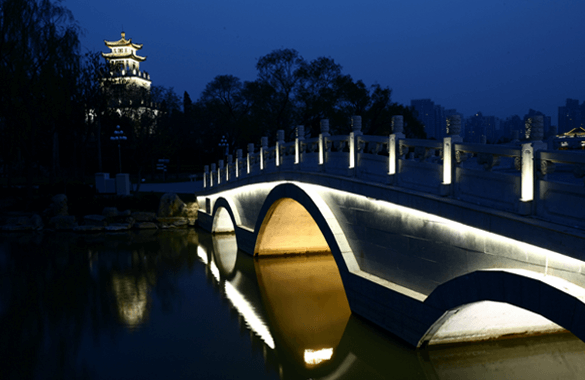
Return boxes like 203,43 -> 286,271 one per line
116,173 -> 131,196
95,173 -> 110,193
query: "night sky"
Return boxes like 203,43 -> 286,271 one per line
68,0 -> 585,123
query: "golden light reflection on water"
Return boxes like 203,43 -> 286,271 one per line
255,254 -> 351,368
111,273 -> 152,329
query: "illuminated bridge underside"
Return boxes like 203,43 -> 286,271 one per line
255,198 -> 330,256
197,179 -> 585,347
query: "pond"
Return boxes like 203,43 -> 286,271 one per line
1,229 -> 585,379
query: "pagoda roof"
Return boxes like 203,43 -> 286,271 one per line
561,127 -> 585,137
104,32 -> 143,50
101,51 -> 147,62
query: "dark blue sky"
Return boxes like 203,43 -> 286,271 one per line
68,0 -> 585,123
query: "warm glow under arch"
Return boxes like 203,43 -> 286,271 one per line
254,198 -> 330,256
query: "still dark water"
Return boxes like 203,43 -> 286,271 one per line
1,229 -> 585,380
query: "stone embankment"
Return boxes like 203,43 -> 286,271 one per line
0,193 -> 198,232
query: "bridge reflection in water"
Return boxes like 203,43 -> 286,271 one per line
203,230 -> 585,380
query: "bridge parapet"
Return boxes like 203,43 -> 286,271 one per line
202,120 -> 585,231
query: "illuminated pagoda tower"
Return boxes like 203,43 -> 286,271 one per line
102,31 -> 151,90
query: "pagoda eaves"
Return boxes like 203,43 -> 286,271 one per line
104,32 -> 143,50
101,51 -> 147,62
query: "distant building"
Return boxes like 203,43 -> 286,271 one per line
501,115 -> 523,142
102,32 -> 151,89
558,98 -> 583,134
411,99 -> 458,139
100,32 -> 157,117
523,109 -> 551,140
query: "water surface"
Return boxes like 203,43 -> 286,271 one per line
1,229 -> 584,379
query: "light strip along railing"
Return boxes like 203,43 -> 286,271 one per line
202,115 -> 585,224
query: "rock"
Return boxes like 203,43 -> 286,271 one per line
131,212 -> 156,222
43,194 -> 68,218
105,223 -> 131,231
134,222 -> 158,230
156,217 -> 188,228
158,193 -> 186,217
49,215 -> 77,230
29,214 -> 43,230
84,215 -> 107,226
2,224 -> 35,231
1,212 -> 43,231
125,217 -> 135,229
102,207 -> 119,218
74,225 -> 104,232
180,202 -> 198,219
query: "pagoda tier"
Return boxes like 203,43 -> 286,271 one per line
102,32 -> 151,89
104,31 -> 143,50
102,51 -> 146,62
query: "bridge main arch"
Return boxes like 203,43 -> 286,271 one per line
251,183 -> 358,275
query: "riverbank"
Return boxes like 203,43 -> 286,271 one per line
0,186 -> 198,232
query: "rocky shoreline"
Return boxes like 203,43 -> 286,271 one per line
0,193 -> 198,232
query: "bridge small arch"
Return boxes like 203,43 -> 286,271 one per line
255,197 -> 330,256
421,269 -> 585,346
211,197 -> 239,234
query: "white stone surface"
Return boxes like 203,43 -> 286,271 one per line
429,301 -> 566,345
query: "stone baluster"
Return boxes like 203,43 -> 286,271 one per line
204,165 -> 209,188
295,125 -> 305,165
389,116 -> 404,180
226,155 -> 233,181
519,143 -> 534,215
236,149 -> 243,178
247,143 -> 254,174
276,130 -> 285,167
210,163 -> 216,187
349,116 -> 362,169
218,160 -> 224,184
443,115 -> 463,195
260,137 -> 268,170
319,119 -> 330,165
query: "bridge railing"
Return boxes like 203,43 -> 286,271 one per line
202,115 -> 585,229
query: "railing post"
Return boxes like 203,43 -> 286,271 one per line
210,163 -> 216,187
389,134 -> 397,175
235,149 -> 242,178
218,160 -> 224,185
276,130 -> 284,167
319,119 -> 330,166
203,165 -> 209,188
441,137 -> 452,194
295,125 -> 304,165
389,116 -> 405,182
260,137 -> 268,171
247,143 -> 254,174
519,143 -> 533,215
519,115 -> 546,215
226,155 -> 232,182
441,115 -> 462,196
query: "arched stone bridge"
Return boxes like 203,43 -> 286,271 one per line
195,118 -> 585,347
